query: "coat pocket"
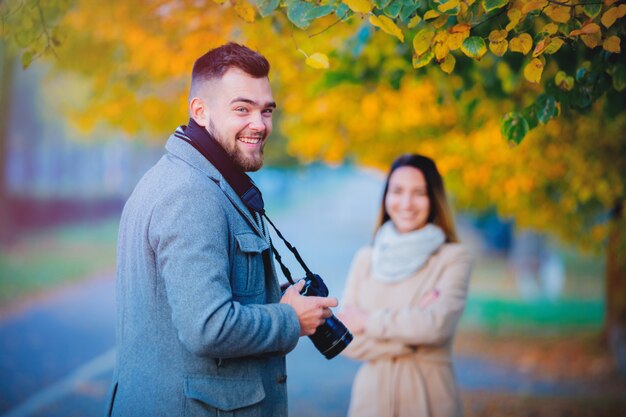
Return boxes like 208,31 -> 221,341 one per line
183,375 -> 265,417
233,233 -> 270,296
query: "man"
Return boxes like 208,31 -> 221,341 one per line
105,43 -> 337,417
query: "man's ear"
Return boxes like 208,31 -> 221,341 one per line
189,97 -> 209,127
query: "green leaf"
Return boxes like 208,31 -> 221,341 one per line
583,3 -> 602,19
412,49 -> 435,68
501,112 -> 530,144
373,0 -> 392,9
482,0 -> 508,13
461,36 -> 487,59
287,0 -> 315,29
383,1 -> 403,18
335,2 -> 351,17
521,105 -> 539,130
534,94 -> 558,124
255,0 -> 280,17
21,51 -> 33,69
399,4 -> 420,22
306,4 -> 334,19
612,64 -> 626,92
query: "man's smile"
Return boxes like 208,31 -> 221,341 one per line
237,135 -> 264,145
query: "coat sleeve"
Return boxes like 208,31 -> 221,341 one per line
149,178 -> 300,358
340,248 -> 415,361
364,245 -> 472,346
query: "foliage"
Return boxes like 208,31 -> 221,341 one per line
0,0 -> 624,254
2,0 -> 625,141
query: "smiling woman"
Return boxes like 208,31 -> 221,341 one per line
337,154 -> 472,417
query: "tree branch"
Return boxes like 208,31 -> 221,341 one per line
36,0 -> 58,59
307,9 -> 351,38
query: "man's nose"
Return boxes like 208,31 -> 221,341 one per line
248,112 -> 266,132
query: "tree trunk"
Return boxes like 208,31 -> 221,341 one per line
606,201 -> 626,374
0,42 -> 15,246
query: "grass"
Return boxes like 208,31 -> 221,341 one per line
0,218 -> 119,309
462,247 -> 606,334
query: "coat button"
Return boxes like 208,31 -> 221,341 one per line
276,375 -> 287,384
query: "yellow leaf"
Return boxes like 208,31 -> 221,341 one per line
545,4 -> 570,23
506,8 -> 522,31
601,6 -> 620,28
604,0 -> 618,6
570,22 -> 601,36
581,31 -> 602,48
532,37 -> 549,56
543,37 -> 564,54
490,39 -> 508,57
447,32 -> 468,50
541,23 -> 559,35
435,42 -> 450,61
440,54 -> 456,74
408,15 -> 422,28
343,0 -> 373,14
603,35 -> 621,53
434,30 -> 449,44
555,71 -> 574,90
489,29 -> 507,42
424,9 -> 441,20
305,52 -> 330,69
212,0 -> 227,4
522,0 -> 547,14
524,58 -> 544,83
437,0 -> 459,13
450,23 -> 471,34
234,2 -> 256,22
413,28 -> 435,55
510,33 -> 533,54
369,15 -> 405,42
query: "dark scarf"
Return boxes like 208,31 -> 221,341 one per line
175,118 -> 265,214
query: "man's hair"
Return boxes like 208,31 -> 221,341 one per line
189,42 -> 270,99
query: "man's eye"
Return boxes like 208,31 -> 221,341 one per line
235,107 -> 247,112
262,108 -> 274,114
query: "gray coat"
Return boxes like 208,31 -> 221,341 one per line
105,133 -> 301,417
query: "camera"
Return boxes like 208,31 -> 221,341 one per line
299,274 -> 353,359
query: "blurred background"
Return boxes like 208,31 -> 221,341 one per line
1,1 -> 625,416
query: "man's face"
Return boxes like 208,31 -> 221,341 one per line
196,68 -> 275,172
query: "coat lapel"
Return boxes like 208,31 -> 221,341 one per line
164,134 -> 265,238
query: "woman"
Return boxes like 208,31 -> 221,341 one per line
338,154 -> 472,417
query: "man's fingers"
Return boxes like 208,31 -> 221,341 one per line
322,308 -> 333,319
291,280 -> 305,293
319,296 -> 338,308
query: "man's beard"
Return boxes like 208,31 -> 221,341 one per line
208,121 -> 264,172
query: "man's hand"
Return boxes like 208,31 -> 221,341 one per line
280,280 -> 338,336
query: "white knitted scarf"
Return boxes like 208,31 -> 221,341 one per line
371,221 -> 446,284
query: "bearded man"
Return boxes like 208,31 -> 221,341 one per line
106,43 -> 337,417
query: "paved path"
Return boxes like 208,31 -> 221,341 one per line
0,167 -> 585,417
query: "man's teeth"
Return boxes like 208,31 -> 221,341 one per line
238,137 -> 261,144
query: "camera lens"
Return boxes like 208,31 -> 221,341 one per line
309,315 -> 354,360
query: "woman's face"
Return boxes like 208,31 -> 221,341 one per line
385,166 -> 430,233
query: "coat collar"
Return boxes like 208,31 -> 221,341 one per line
165,131 -> 265,238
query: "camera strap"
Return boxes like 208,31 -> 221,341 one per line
176,119 -> 311,285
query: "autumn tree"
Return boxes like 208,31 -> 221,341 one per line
1,0 -> 625,369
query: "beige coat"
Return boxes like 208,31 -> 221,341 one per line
341,243 -> 472,417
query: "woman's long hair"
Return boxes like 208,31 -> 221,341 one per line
374,154 -> 459,243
